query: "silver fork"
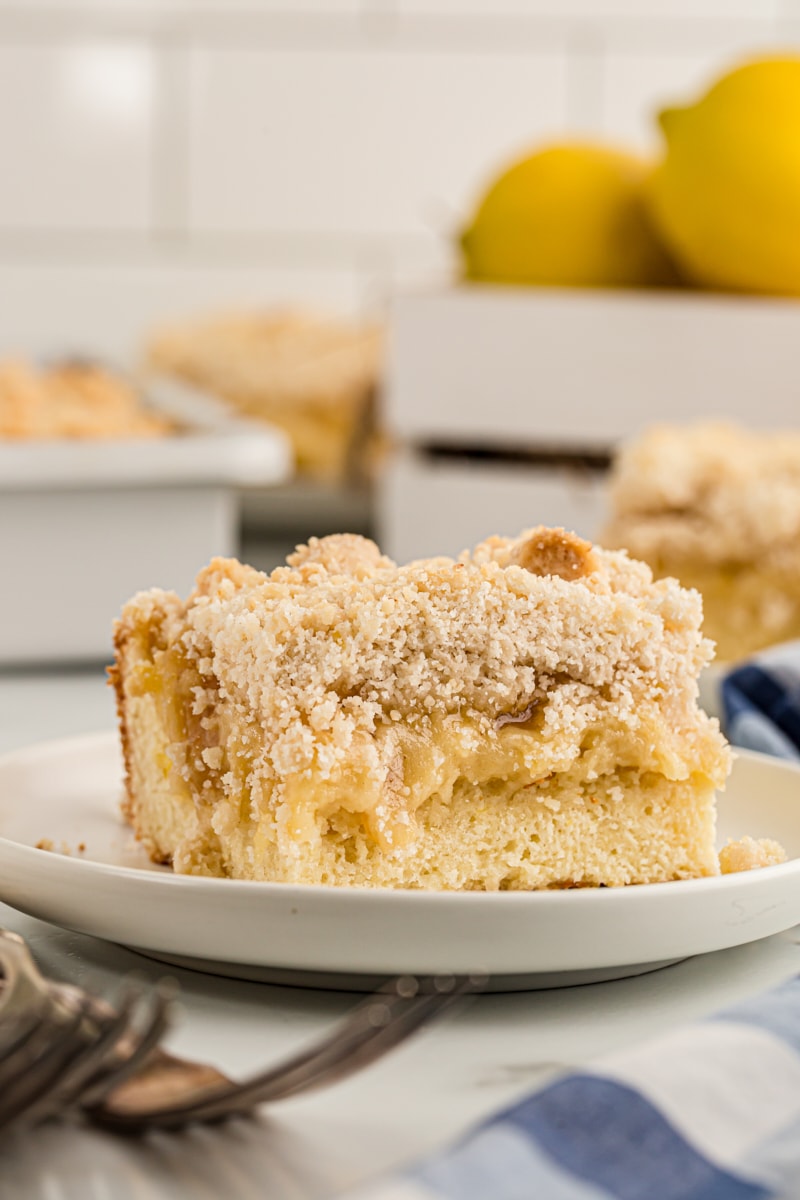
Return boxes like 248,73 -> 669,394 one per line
0,930 -> 483,1134
90,972 -> 480,1132
0,936 -> 173,1132
7,984 -> 174,1135
0,931 -> 172,1136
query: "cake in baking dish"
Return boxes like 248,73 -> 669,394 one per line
110,526 -> 731,890
0,360 -> 171,440
604,422 -> 800,662
147,311 -> 382,482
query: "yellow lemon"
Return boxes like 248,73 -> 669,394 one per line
648,56 -> 800,296
461,141 -> 678,289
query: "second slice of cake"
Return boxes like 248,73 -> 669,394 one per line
111,527 -> 730,890
604,423 -> 800,661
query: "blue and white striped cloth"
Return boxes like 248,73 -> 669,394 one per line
349,977 -> 800,1199
346,644 -> 800,1200
722,642 -> 800,762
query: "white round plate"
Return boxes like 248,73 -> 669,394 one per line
0,732 -> 799,990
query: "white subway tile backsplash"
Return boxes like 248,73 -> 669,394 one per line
186,47 -> 567,236
0,0 -> 771,15
384,232 -> 456,298
0,42 -> 155,231
390,0 -> 777,18
185,0 -> 361,9
0,260 -> 371,361
0,4 -> 787,328
601,38 -> 782,150
0,0 -> 159,7
0,0 -> 356,10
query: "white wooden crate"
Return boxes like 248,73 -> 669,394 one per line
387,286 -> 800,447
381,284 -> 800,561
379,449 -> 607,564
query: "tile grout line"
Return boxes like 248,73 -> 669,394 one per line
150,34 -> 191,242
0,231 -> 447,270
0,12 -> 781,54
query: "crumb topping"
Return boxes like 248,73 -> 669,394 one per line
508,527 -> 598,581
115,528 -> 723,794
719,835 -> 787,873
0,360 -> 171,440
605,423 -> 800,568
147,310 -> 382,414
287,533 -> 394,578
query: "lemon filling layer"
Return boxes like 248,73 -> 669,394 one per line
121,641 -> 722,889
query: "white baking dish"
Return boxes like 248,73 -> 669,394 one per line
0,378 -> 291,666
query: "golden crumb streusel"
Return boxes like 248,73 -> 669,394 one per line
604,423 -> 800,660
146,310 -> 382,482
0,360 -> 171,440
719,835 -> 787,874
606,422 -> 800,570
117,527 -> 720,789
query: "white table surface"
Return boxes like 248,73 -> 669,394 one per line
1,669 -> 799,1200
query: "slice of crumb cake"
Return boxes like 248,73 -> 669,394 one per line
110,527 -> 730,890
604,422 -> 800,661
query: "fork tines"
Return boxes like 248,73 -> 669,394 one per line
0,979 -> 174,1138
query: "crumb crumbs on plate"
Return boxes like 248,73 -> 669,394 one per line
719,835 -> 787,874
34,838 -> 87,856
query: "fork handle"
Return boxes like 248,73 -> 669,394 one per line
98,1049 -> 230,1114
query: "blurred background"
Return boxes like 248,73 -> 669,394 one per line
2,0 -> 800,668
0,0 -> 794,341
